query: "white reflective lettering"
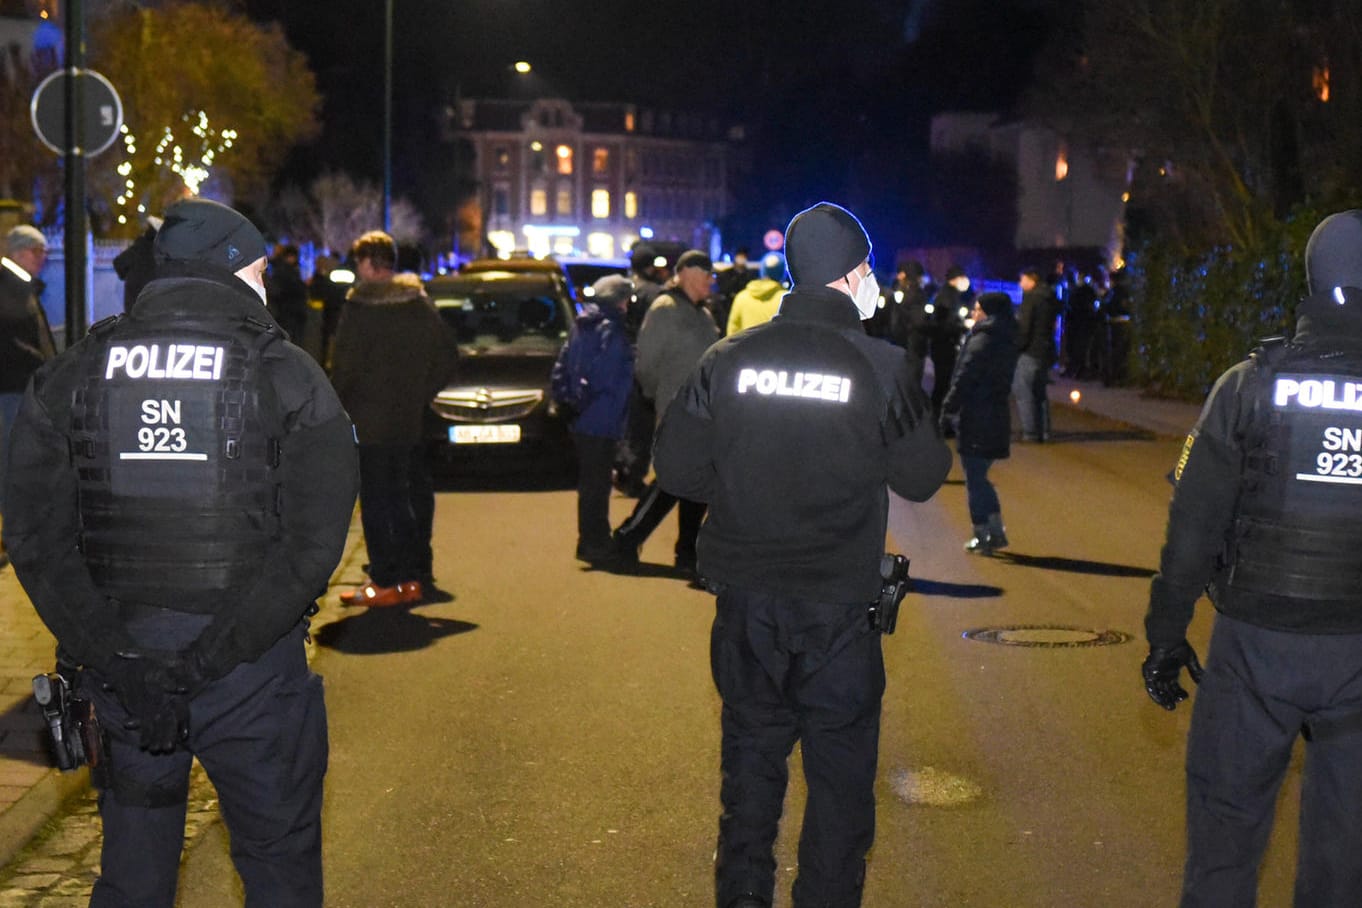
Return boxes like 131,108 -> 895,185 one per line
103,344 -> 226,381
732,368 -> 853,404
105,347 -> 128,379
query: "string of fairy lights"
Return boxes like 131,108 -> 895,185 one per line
113,110 -> 238,224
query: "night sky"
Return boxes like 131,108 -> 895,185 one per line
243,0 -> 1063,253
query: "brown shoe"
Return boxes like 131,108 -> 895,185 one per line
340,581 -> 424,608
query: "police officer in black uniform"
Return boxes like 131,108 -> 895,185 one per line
654,202 -> 951,908
1143,209 -> 1362,907
3,198 -> 358,907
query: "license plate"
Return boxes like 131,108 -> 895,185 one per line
451,424 -> 521,444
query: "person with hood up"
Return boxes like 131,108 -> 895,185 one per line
1142,210 -> 1362,906
939,291 -> 1019,554
653,202 -> 950,908
551,274 -> 636,567
725,251 -> 787,335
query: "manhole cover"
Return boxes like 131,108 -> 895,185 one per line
962,625 -> 1133,648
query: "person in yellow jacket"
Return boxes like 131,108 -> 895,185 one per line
725,251 -> 787,335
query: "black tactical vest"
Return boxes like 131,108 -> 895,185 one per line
69,313 -> 283,612
1220,338 -> 1362,601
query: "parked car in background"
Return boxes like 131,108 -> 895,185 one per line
424,269 -> 577,468
553,256 -> 630,305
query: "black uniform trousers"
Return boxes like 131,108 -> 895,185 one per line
572,431 -> 618,558
1182,614 -> 1362,908
84,620 -> 327,908
711,587 -> 884,908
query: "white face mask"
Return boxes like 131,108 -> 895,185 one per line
241,273 -> 268,305
851,270 -> 880,320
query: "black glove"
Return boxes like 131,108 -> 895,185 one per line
107,655 -> 191,754
1142,641 -> 1204,711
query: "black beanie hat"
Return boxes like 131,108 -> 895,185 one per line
1299,210 -> 1362,335
784,202 -> 871,287
154,198 -> 267,270
976,291 -> 1013,319
1306,210 -> 1362,295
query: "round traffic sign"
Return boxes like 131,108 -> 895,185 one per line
30,68 -> 124,157
763,229 -> 784,251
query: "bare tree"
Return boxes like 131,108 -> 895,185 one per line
1029,0 -> 1362,251
269,172 -> 424,254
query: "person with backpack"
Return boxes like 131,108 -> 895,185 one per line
552,275 -> 636,567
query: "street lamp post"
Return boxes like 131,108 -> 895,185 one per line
381,0 -> 392,234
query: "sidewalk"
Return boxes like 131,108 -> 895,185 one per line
1047,373 -> 1203,440
0,374 -> 1207,869
0,513 -> 368,868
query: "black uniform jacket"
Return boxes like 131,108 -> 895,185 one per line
2,265 -> 359,679
1146,312 -> 1362,647
653,286 -> 952,602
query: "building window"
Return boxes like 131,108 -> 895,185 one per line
624,191 -> 638,220
493,185 -> 510,216
1055,143 -> 1069,181
556,144 -> 574,175
1314,63 -> 1331,102
587,232 -> 614,258
494,146 -> 511,171
530,187 -> 548,216
529,142 -> 546,175
593,147 -> 610,175
624,111 -> 635,132
592,189 -> 610,219
556,185 -> 573,216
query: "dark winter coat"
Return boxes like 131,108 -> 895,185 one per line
330,273 -> 459,445
941,311 -> 1018,460
562,303 -> 634,439
1014,285 -> 1062,365
0,258 -> 56,393
927,283 -> 969,352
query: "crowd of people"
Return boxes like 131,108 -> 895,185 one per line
6,193 -> 1362,908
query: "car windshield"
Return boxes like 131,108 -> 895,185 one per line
433,290 -> 570,352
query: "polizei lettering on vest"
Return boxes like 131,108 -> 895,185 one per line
1273,376 -> 1362,412
737,368 -> 852,403
105,344 -> 225,381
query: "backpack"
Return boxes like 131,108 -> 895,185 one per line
550,324 -> 596,413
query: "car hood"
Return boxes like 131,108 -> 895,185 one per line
445,347 -> 555,389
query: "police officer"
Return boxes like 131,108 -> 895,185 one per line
654,202 -> 951,908
2,198 -> 358,907
1143,209 -> 1362,907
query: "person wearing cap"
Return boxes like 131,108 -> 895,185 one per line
725,251 -> 788,335
939,291 -> 1019,554
551,274 -> 636,566
616,242 -> 673,497
653,202 -> 951,908
611,248 -> 720,577
1142,210 -> 1362,905
926,265 -> 972,421
886,261 -> 931,388
2,196 -> 358,906
0,224 -> 55,539
331,230 -> 458,607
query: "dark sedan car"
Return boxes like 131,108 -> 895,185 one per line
424,270 -> 577,464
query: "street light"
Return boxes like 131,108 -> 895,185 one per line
514,61 -> 532,74
382,0 -> 393,232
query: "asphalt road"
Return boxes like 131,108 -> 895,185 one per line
172,405 -> 1305,907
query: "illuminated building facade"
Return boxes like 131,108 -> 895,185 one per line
447,97 -> 736,260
